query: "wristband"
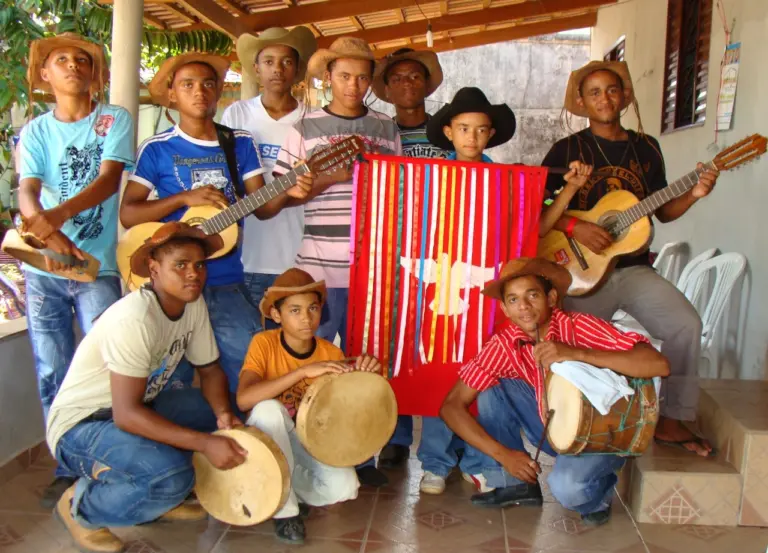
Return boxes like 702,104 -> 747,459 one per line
565,217 -> 579,238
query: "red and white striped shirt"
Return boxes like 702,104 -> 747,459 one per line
458,308 -> 649,420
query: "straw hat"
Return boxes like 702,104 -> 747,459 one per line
236,26 -> 317,85
306,37 -> 375,80
27,33 -> 109,94
481,258 -> 572,301
259,268 -> 327,321
148,52 -> 231,108
564,60 -> 634,118
426,87 -> 516,151
372,48 -> 443,102
129,222 -> 224,279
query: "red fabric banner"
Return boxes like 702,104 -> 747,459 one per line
347,154 -> 547,416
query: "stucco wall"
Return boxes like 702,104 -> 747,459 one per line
367,36 -> 590,165
591,0 -> 768,379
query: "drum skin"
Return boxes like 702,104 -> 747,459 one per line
193,427 -> 291,526
296,372 -> 398,467
545,372 -> 659,456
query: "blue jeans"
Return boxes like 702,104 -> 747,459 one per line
317,288 -> 348,351
55,388 -> 218,528
172,283 -> 261,394
244,272 -> 279,330
389,416 -> 476,478
472,379 -> 625,515
25,272 -> 122,420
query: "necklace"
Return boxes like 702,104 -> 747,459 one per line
589,129 -> 631,169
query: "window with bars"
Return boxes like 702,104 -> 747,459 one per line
604,36 -> 626,62
661,0 -> 713,134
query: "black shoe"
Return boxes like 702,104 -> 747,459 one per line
298,502 -> 311,519
581,509 -> 611,527
471,482 -> 544,508
378,445 -> 410,469
40,477 -> 77,509
274,516 -> 306,544
356,466 -> 389,488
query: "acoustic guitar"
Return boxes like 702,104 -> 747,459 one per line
117,135 -> 365,290
538,134 -> 767,296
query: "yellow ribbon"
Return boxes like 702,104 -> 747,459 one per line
453,167 -> 467,362
443,166 -> 458,363
428,165 -> 449,362
382,162 -> 396,368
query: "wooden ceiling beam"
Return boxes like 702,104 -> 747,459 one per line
439,1 -> 448,16
161,4 -> 196,26
373,12 -> 597,57
143,13 -> 168,29
482,0 -> 492,7
316,0 -> 613,48
174,0 -> 244,38
395,9 -> 406,24
215,0 -> 248,17
350,16 -> 364,31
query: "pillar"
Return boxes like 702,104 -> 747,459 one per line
241,70 -> 260,101
109,0 -> 144,145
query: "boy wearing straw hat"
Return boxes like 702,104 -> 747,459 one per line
46,222 -> 246,553
18,33 -> 134,507
441,257 -> 669,525
221,27 -> 317,311
541,61 -> 719,457
121,53 -> 312,400
237,268 -> 380,544
273,36 -> 402,488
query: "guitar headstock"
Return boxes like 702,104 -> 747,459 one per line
713,134 -> 767,171
306,136 -> 366,175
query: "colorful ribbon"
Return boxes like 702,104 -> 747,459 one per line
395,163 -> 415,377
459,167 -> 477,361
488,169 -> 502,336
362,160 -> 379,353
373,161 -> 388,358
382,162 -> 397,372
428,165 -> 449,362
443,166 -> 458,363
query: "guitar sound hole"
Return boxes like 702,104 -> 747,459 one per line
597,212 -> 626,241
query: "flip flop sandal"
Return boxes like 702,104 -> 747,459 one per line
654,436 -> 718,458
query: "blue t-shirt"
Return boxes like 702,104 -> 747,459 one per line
446,152 -> 494,163
130,126 -> 264,286
19,104 -> 135,277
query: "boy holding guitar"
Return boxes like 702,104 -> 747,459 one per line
120,53 -> 311,399
540,61 -> 719,457
17,34 -> 134,507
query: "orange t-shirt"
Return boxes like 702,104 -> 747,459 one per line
240,329 -> 345,417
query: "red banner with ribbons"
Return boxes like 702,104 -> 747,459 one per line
347,154 -> 547,416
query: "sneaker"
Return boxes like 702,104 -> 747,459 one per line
462,473 -> 495,493
356,465 -> 389,488
581,509 -> 611,527
274,516 -> 306,544
41,476 -> 77,509
378,444 -> 410,469
420,471 -> 446,495
158,502 -> 208,522
54,485 -> 124,553
471,482 -> 544,508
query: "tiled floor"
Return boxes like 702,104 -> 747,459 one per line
1,450 -> 767,553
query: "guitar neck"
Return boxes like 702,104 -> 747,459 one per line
199,164 -> 309,235
616,161 -> 717,230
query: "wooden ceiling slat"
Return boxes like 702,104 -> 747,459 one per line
316,0 -> 612,48
215,0 -> 249,16
160,4 -> 196,25
175,0 -> 245,37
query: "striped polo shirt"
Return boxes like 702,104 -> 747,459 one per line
397,116 -> 448,159
274,107 -> 402,288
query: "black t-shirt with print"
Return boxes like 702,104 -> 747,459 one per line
541,128 -> 668,267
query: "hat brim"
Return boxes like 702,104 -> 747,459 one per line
259,281 -> 327,320
371,50 -> 443,103
28,36 -> 109,94
236,27 -> 317,86
148,53 -> 231,108
129,227 -> 224,279
481,259 -> 572,302
426,103 -> 516,152
306,48 -> 375,81
564,61 -> 635,118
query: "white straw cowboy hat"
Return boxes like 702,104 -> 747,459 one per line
372,47 -> 443,102
148,52 -> 231,108
306,37 -> 375,80
27,33 -> 109,94
236,26 -> 318,85
564,60 -> 635,118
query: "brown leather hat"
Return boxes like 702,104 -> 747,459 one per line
129,222 -> 224,278
260,268 -> 327,320
482,257 -> 572,300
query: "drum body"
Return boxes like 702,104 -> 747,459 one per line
545,372 -> 659,456
296,372 -> 398,467
193,427 -> 291,526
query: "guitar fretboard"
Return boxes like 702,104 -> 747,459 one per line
613,161 -> 717,232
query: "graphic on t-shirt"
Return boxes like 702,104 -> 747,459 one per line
577,165 -> 646,210
144,330 -> 193,401
258,143 -> 281,162
403,143 -> 448,159
94,114 -> 115,137
60,142 -> 104,240
191,168 -> 228,189
172,153 -> 237,204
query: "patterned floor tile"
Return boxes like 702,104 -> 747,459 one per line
0,512 -> 80,553
0,464 -> 55,515
638,522 -> 768,553
214,531 -> 363,553
114,517 -> 227,553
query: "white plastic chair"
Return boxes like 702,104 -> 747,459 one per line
676,248 -> 717,294
678,252 -> 747,375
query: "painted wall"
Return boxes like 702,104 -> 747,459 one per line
591,0 -> 768,379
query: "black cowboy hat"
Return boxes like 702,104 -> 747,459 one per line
426,87 -> 516,152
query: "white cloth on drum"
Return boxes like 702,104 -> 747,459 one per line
550,361 -> 661,415
245,399 -> 360,519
